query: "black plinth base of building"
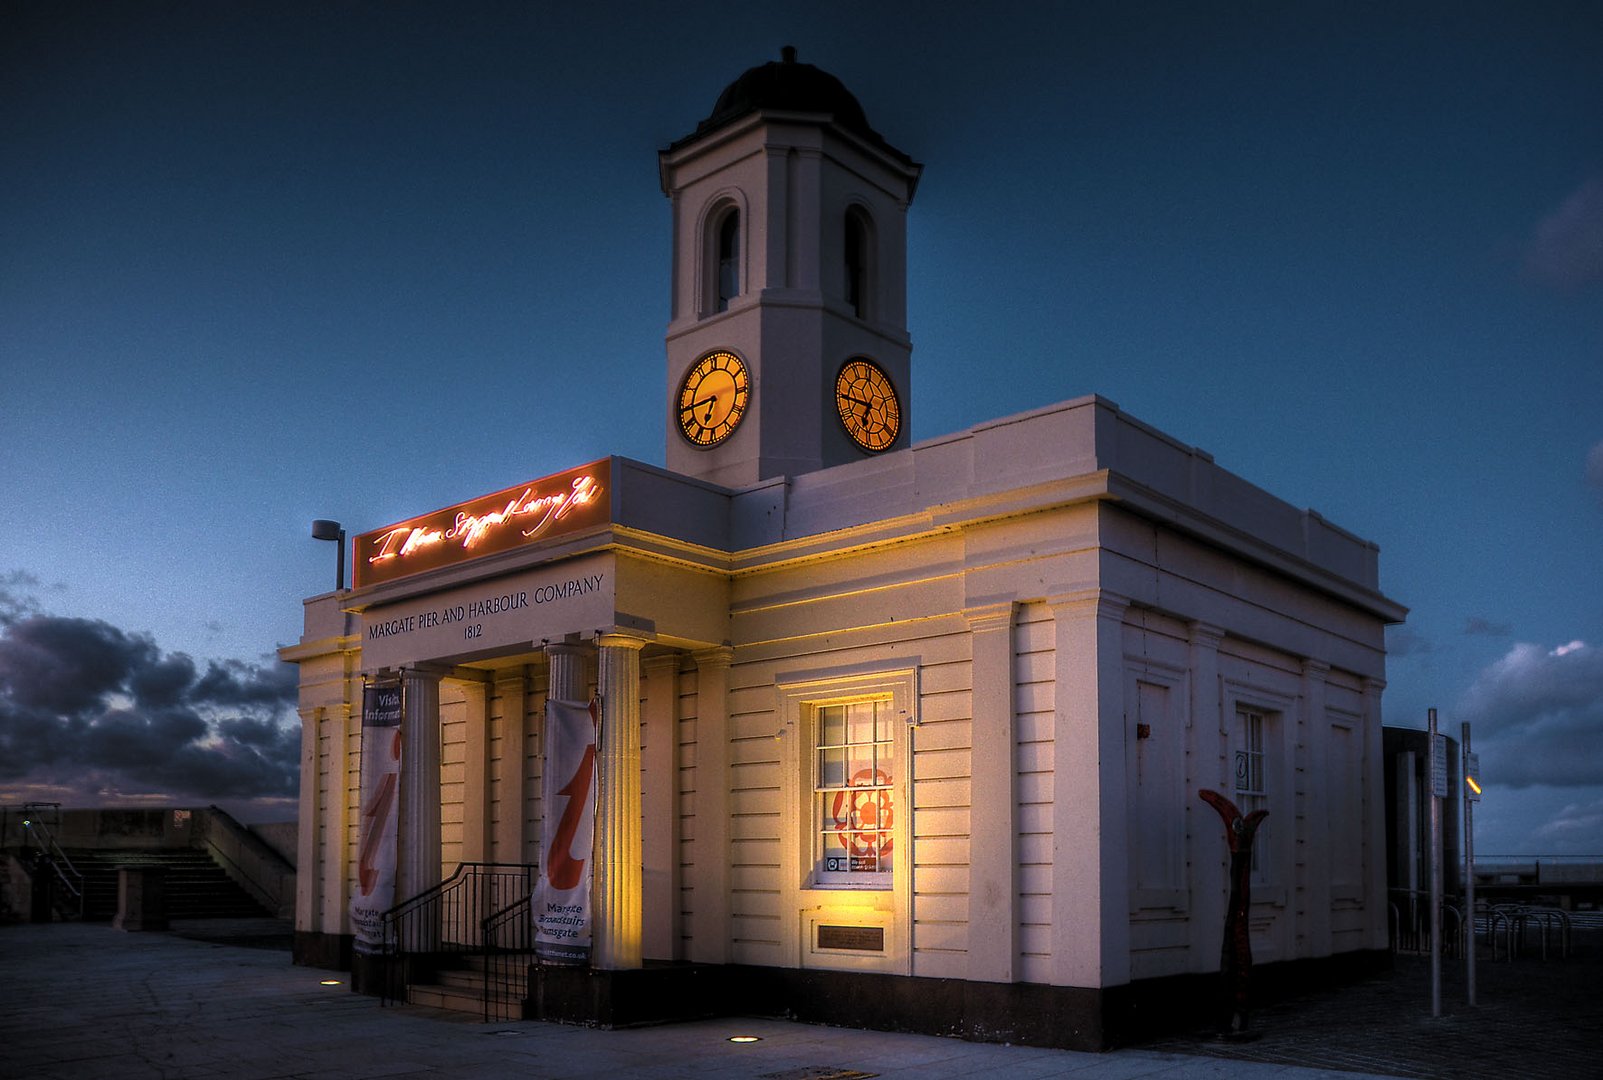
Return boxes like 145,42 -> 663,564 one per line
530,962 -> 725,1027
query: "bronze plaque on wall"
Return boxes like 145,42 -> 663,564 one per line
817,924 -> 884,952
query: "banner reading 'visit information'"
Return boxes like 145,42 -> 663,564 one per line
533,698 -> 598,965
350,681 -> 402,954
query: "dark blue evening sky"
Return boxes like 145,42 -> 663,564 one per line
2,2 -> 1600,847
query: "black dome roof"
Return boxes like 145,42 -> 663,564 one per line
676,47 -> 907,162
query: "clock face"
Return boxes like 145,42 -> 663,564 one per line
677,350 -> 751,447
835,358 -> 900,452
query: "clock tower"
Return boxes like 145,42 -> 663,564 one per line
660,48 -> 922,488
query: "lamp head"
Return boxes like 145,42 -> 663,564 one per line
311,519 -> 344,542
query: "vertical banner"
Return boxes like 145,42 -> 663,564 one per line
533,698 -> 598,965
350,681 -> 403,954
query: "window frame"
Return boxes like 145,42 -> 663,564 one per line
776,664 -> 917,974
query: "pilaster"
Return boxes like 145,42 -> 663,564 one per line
1186,621 -> 1226,972
690,646 -> 734,964
642,652 -> 681,960
1301,658 -> 1332,958
1362,677 -> 1389,950
964,602 -> 1017,982
459,675 -> 492,866
492,670 -> 529,864
1047,589 -> 1131,989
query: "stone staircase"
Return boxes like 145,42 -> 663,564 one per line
405,954 -> 531,1021
63,848 -> 271,921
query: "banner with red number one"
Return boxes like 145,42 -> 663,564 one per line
534,698 -> 598,964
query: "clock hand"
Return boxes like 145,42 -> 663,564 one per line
681,393 -> 720,417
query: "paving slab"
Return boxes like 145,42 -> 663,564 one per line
14,919 -> 1581,1080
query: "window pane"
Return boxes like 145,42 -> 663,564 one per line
846,701 -> 876,744
819,747 -> 845,789
820,705 -> 845,748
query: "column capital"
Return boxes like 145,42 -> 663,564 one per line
962,601 -> 1016,634
400,663 -> 450,683
692,645 -> 735,669
1301,657 -> 1332,679
1045,588 -> 1130,623
642,652 -> 680,678
1188,621 -> 1226,649
597,631 -> 650,652
543,640 -> 587,661
1362,676 -> 1387,695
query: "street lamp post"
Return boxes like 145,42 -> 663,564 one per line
311,519 -> 346,592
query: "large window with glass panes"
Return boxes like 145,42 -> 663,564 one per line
813,698 -> 895,887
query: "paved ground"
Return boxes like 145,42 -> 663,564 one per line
1139,932 -> 1603,1080
1,919 -> 1597,1080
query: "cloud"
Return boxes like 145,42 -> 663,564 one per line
1464,616 -> 1512,637
1534,796 -> 1603,843
1587,440 -> 1603,507
1523,174 -> 1603,292
1457,639 -> 1603,788
1387,626 -> 1432,657
0,612 -> 299,802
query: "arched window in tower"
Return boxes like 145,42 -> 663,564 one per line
844,206 -> 873,319
715,209 -> 740,312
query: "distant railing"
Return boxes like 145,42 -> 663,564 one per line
15,804 -> 84,918
380,863 -> 534,1007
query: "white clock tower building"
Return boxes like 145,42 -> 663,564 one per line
660,47 -> 923,488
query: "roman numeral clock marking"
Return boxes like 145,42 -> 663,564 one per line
677,350 -> 751,448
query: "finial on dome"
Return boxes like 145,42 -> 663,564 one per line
781,45 -> 797,64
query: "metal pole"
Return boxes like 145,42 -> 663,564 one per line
1428,707 -> 1442,1019
337,528 -> 347,592
1462,721 -> 1476,1006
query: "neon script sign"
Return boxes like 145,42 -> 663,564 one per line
354,460 -> 610,588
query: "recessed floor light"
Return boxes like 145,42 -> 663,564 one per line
319,979 -> 343,986
728,1035 -> 761,1043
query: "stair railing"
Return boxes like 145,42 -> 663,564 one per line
19,809 -> 84,918
481,892 -> 535,1022
379,862 -> 534,1007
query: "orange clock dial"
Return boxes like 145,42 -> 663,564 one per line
835,358 -> 900,452
677,350 -> 751,447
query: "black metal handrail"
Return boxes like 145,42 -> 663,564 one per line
19,807 -> 84,918
481,893 -> 535,1022
380,862 -> 534,1007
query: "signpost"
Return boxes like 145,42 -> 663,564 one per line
1462,724 -> 1478,1007
1428,708 -> 1443,1018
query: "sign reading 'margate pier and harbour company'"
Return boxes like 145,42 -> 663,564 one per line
360,554 -> 614,670
354,460 -> 611,588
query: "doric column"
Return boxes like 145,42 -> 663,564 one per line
545,641 -> 589,704
1186,621 -> 1226,972
642,653 -> 681,960
594,633 -> 647,970
1301,658 -> 1332,957
397,667 -> 443,904
460,675 -> 492,866
492,670 -> 530,864
690,646 -> 734,964
964,602 -> 1017,983
1047,588 -> 1131,991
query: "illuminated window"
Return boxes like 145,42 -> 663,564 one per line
844,207 -> 872,319
715,209 -> 740,312
813,698 -> 894,887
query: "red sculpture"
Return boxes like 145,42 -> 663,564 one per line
1199,788 -> 1269,1038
